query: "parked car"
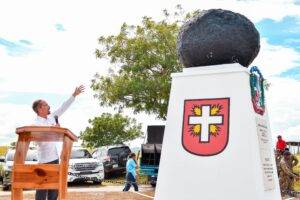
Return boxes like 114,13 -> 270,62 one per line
68,147 -> 104,184
0,156 -> 5,184
3,149 -> 38,191
92,145 -> 131,177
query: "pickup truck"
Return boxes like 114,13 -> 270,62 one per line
68,147 -> 104,184
92,145 -> 131,177
139,125 -> 164,187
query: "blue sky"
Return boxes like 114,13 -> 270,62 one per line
0,23 -> 64,57
280,67 -> 300,79
0,0 -> 300,146
55,23 -> 66,32
0,38 -> 34,56
256,16 -> 300,79
256,16 -> 300,52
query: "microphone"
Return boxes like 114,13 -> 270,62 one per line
54,115 -> 59,125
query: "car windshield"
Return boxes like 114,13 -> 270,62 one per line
6,151 -> 37,161
71,149 -> 92,159
108,147 -> 131,155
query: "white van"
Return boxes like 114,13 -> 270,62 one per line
68,148 -> 104,184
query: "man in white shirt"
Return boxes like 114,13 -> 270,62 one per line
32,85 -> 84,200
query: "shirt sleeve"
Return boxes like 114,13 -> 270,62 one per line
52,96 -> 75,117
131,159 -> 136,168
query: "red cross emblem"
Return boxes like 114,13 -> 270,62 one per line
182,98 -> 230,156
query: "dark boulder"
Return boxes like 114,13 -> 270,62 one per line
177,9 -> 260,68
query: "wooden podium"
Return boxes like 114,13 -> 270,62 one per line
12,126 -> 78,200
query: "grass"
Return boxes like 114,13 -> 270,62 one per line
103,173 -> 149,186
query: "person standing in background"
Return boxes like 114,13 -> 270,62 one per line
123,153 -> 139,192
279,151 -> 300,197
276,135 -> 287,154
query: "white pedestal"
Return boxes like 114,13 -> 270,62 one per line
155,64 -> 281,200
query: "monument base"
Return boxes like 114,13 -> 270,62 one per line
155,64 -> 281,200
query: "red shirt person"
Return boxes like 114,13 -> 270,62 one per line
276,135 -> 287,152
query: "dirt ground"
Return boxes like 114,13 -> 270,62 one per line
0,183 -> 155,200
2,190 -> 300,200
0,191 -> 155,200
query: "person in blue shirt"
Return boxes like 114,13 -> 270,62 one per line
123,153 -> 138,191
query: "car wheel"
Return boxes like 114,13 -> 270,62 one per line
3,185 -> 11,191
104,172 -> 109,179
150,183 -> 156,187
93,180 -> 102,185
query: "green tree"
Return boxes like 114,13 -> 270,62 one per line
92,6 -> 196,119
10,142 -> 16,148
80,113 -> 143,148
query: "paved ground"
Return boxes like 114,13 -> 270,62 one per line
0,185 -> 155,200
0,192 -> 154,200
2,184 -> 299,199
2,187 -> 300,199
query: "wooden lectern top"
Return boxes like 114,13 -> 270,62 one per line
16,126 -> 78,142
12,126 -> 77,199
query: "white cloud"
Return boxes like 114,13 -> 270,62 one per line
61,93 -> 164,147
252,38 -> 300,77
267,77 -> 300,132
0,86 -> 164,147
250,38 -> 300,144
0,103 -> 35,145
178,0 -> 300,23
1,0 -> 300,148
251,39 -> 300,145
1,0 -> 300,93
284,125 -> 300,142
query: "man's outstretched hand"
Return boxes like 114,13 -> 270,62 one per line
72,85 -> 85,97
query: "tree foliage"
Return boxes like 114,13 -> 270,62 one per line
10,142 -> 16,148
92,6 -> 197,119
80,113 -> 143,148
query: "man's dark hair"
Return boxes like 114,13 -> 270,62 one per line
283,150 -> 291,156
129,153 -> 136,158
32,99 -> 43,114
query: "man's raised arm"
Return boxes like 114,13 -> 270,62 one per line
52,85 -> 85,117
